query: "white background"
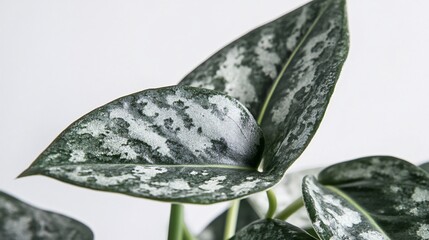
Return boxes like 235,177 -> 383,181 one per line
1,0 -> 429,239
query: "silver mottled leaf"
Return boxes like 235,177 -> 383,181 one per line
260,0 -> 348,177
180,0 -> 349,179
20,86 -> 267,204
307,156 -> 429,239
231,219 -> 316,240
0,191 -> 93,240
302,176 -> 389,240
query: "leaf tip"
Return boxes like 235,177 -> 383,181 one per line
17,167 -> 37,179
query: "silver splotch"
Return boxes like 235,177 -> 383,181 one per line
412,187 -> 429,202
358,231 -> 388,240
199,176 -> 227,192
216,46 -> 255,106
187,45 -> 257,108
230,179 -> 261,196
255,34 -> 281,79
69,149 -> 86,163
417,224 -> 429,239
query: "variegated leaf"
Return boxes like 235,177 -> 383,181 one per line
304,156 -> 429,239
198,200 -> 259,240
231,219 -> 317,240
260,0 -> 348,177
20,86 -> 268,204
302,176 -> 389,240
0,191 -> 93,240
180,0 -> 349,178
420,162 -> 429,173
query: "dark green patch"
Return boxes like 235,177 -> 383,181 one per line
232,219 -> 316,240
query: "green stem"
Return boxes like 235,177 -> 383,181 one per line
265,189 -> 277,218
275,197 -> 304,220
182,223 -> 196,240
168,204 -> 184,240
223,200 -> 240,240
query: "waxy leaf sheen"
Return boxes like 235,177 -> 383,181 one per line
0,191 -> 93,240
231,219 -> 316,240
180,0 -> 349,180
304,156 -> 429,239
20,86 -> 266,204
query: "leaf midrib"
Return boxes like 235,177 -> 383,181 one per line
20,164 -> 257,177
325,185 -> 390,239
31,163 -> 256,171
256,1 -> 331,125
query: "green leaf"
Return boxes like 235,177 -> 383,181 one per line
0,191 -> 93,240
259,0 -> 348,176
231,219 -> 317,240
303,176 -> 389,240
198,200 -> 259,240
20,86 -> 268,204
420,162 -> 429,173
180,0 -> 349,177
303,156 -> 429,239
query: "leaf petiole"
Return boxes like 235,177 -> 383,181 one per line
275,197 -> 304,220
168,204 -> 184,240
223,200 -> 240,240
265,189 -> 278,219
